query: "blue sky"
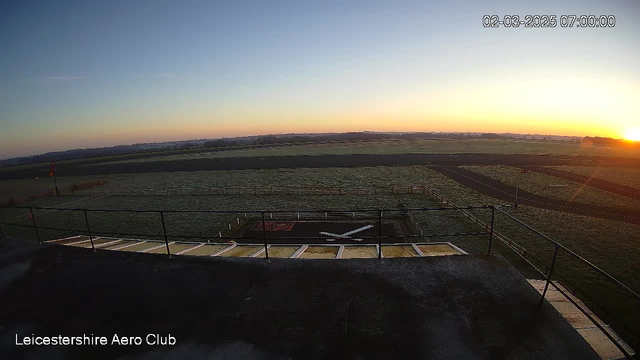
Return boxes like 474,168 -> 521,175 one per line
1,0 -> 638,158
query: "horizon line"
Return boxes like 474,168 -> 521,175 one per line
1,130 -> 625,162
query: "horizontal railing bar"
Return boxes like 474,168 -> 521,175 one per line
18,225 -> 88,233
1,226 -> 485,243
0,222 -> 39,229
0,205 -> 492,213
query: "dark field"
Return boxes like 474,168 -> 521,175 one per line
4,153 -> 640,180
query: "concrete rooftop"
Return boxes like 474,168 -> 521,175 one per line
0,238 -> 599,359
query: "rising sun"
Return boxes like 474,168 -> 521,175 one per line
624,128 -> 640,141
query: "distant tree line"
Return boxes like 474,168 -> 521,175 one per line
3,131 -> 630,168
253,132 -> 496,145
582,136 -> 640,148
0,144 -> 170,167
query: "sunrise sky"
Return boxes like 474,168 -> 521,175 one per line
1,0 -> 639,158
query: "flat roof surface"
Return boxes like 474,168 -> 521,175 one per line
0,238 -> 599,360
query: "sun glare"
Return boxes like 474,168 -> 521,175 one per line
624,128 -> 640,141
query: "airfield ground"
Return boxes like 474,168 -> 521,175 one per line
1,138 -> 639,352
3,138 -> 640,177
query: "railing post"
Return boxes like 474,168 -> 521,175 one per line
487,206 -> 495,255
84,209 -> 95,251
378,210 -> 382,260
262,212 -> 269,262
160,211 -> 171,257
30,208 -> 41,244
539,244 -> 559,307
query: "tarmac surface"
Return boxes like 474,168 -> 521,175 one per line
432,166 -> 640,224
3,153 -> 640,180
0,238 -> 599,360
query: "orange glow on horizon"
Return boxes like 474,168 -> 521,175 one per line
624,128 -> 640,141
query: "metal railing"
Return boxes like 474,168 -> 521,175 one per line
422,188 -> 638,358
491,207 -> 637,359
0,203 -> 637,358
0,204 -> 490,256
52,184 -> 432,197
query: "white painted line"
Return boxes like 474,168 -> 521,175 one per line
66,239 -> 91,246
89,236 -> 102,246
341,225 -> 374,236
291,245 -> 308,259
447,242 -> 468,255
251,245 -> 269,257
46,235 -> 82,243
141,242 -> 175,253
176,243 -> 205,255
412,243 -> 425,257
93,239 -> 122,248
112,240 -> 147,251
211,243 -> 236,256
320,232 -> 350,239
337,245 -> 345,259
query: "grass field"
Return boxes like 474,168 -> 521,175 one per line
553,166 -> 640,189
71,166 -> 452,193
80,138 -> 640,166
1,164 -> 639,348
461,165 -> 640,211
0,166 -> 475,198
0,175 -> 120,205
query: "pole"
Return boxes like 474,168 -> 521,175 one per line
487,206 -> 495,255
160,211 -> 171,257
84,209 -> 95,251
262,212 -> 269,262
53,174 -> 59,196
539,245 -> 559,307
378,210 -> 382,260
0,224 -> 4,240
30,208 -> 41,244
514,187 -> 519,209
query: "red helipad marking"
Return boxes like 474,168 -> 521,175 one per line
254,222 -> 295,232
